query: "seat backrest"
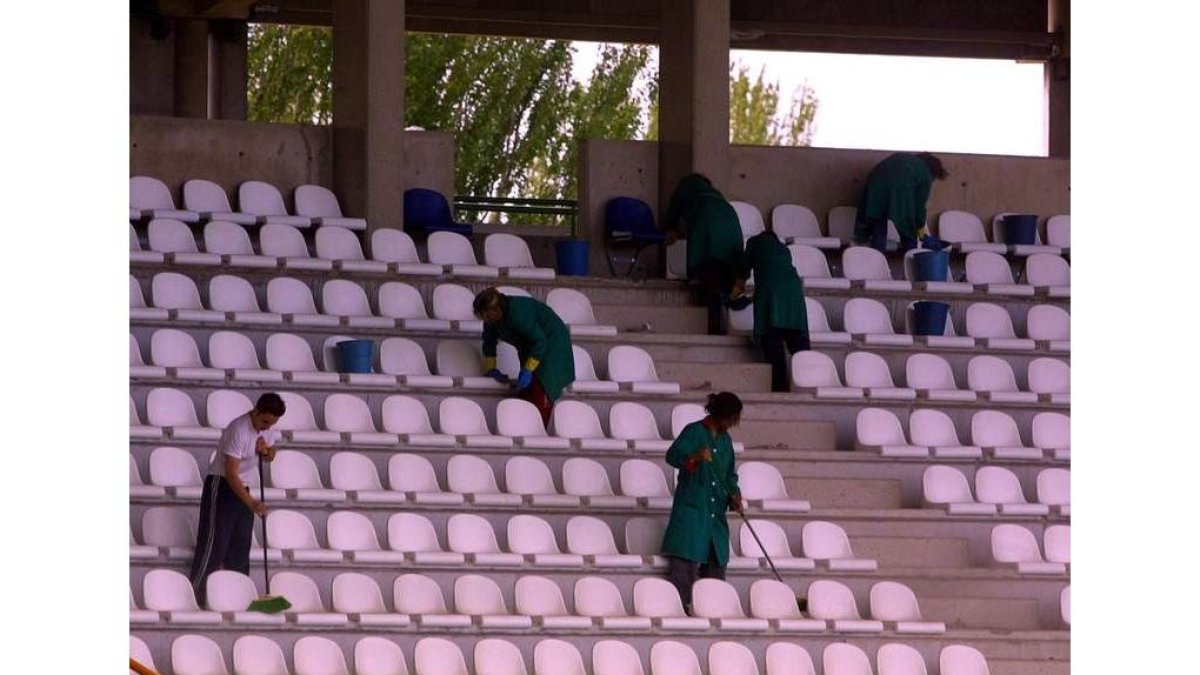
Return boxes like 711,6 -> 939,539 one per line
748,578 -> 802,619
692,578 -> 747,619
609,401 -> 662,441
670,404 -> 706,437
765,642 -> 816,675
605,196 -> 657,237
822,642 -> 873,675
260,222 -> 311,258
922,465 -> 975,504
322,279 -> 374,317
574,576 -> 628,618
269,450 -> 326,489
1046,214 -> 1070,247
937,210 -> 989,243
546,287 -> 598,326
770,204 -> 822,240
791,350 -> 844,388
562,457 -> 615,497
876,642 -> 928,675
151,271 -> 204,310
397,575 -> 451,615
294,184 -> 344,218
515,575 -> 570,617
1025,304 -> 1069,340
267,277 -> 320,315
376,337 -> 430,376
939,645 -> 991,675
130,636 -> 157,672
414,637 -> 470,675
205,570 -> 259,611
964,251 -> 1016,285
387,512 -> 445,553
183,178 -> 233,212
266,509 -> 322,550
709,641 -> 760,675
508,514 -> 562,555
404,189 -> 454,228
428,231 -> 478,265
454,574 -> 510,615
739,518 -> 794,560
730,201 -> 766,240
294,636 -> 351,675
607,345 -> 660,383
842,246 -> 894,281
436,340 -> 485,378
1027,357 -> 1070,394
130,275 -> 147,308
975,466 -> 1028,505
505,456 -> 557,496
909,409 -> 962,447
593,640 -> 646,675
565,515 -> 620,556
276,391 -> 320,432
381,395 -> 436,435
571,345 -> 603,381
650,640 -> 703,675
371,228 -> 423,263
965,303 -> 1019,339
1044,524 -> 1070,564
484,233 -> 536,268
234,634 -> 291,675
354,637 -> 409,675
316,226 -> 365,261
146,387 -> 201,428
142,506 -> 195,547
844,298 -> 896,335
551,400 -> 607,439
207,390 -> 250,429
1032,412 -> 1070,449
738,462 -> 788,501
172,634 -> 230,675
238,180 -> 290,217
619,458 -> 671,497
826,206 -> 858,244
151,328 -> 205,368
209,274 -> 263,312
439,397 -> 492,436
802,520 -> 856,560
378,282 -> 431,319
804,297 -> 833,332
869,581 -> 924,622
496,398 -> 550,438
633,577 -> 687,618
971,410 -> 1023,447
856,408 -> 907,446
148,218 -> 199,253
535,639 -> 587,675
788,244 -> 833,278
328,510 -> 382,552
265,333 -> 320,372
432,284 -> 477,320
209,331 -> 261,369
845,352 -> 898,389
1025,253 -> 1070,286
447,455 -> 502,495
905,353 -> 958,390
131,175 -> 175,210
1037,468 -> 1070,506
624,517 -> 666,555
966,355 -> 1021,394
330,452 -> 383,492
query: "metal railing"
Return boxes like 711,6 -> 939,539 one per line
453,195 -> 578,234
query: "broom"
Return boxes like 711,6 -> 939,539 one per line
246,452 -> 291,614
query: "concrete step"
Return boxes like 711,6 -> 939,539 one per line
655,359 -> 773,393
922,596 -> 1041,631
784,475 -> 903,509
737,419 -> 838,451
593,303 -> 708,334
853,535 -> 971,569
989,658 -> 1071,675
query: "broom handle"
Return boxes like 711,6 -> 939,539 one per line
738,509 -> 784,583
258,452 -> 270,597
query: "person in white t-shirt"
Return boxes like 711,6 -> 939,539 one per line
188,392 -> 285,603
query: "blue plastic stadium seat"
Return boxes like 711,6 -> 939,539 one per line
403,189 -> 474,238
604,196 -> 665,277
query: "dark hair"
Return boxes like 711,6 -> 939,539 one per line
918,152 -> 949,180
472,287 -> 505,316
705,391 -> 743,419
255,393 -> 286,417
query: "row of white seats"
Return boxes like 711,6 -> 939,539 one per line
131,176 -> 363,230
731,199 -> 1068,254
779,297 -> 1068,352
130,391 -> 729,452
857,408 -> 1069,460
130,273 -> 616,337
991,524 -> 1070,575
923,466 -> 1069,517
793,351 -> 1069,404
133,633 -> 994,675
753,244 -> 1069,298
132,569 -> 931,635
132,509 -> 856,572
131,219 -> 556,280
131,330 -> 673,394
131,450 -> 802,512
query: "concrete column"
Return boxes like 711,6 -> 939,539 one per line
332,0 -> 406,231
210,20 -> 248,121
1046,0 -> 1069,157
658,0 -> 731,209
173,19 -> 211,118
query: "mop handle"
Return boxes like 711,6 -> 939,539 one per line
700,456 -> 785,583
258,452 -> 270,596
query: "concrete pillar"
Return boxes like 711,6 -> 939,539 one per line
332,0 -> 406,231
173,19 -> 211,118
210,20 -> 248,121
657,0 -> 731,209
1046,0 -> 1069,157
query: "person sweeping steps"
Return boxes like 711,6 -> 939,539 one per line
473,287 -> 575,426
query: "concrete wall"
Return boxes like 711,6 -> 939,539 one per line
579,139 -> 1070,276
130,115 -> 454,214
129,17 -> 175,117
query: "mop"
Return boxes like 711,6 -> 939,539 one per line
246,453 -> 291,614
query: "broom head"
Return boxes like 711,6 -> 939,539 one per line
247,594 -> 292,614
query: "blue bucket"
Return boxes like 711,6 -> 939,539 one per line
556,240 -> 590,276
912,301 -> 950,336
335,339 -> 374,374
912,250 -> 949,282
1002,214 -> 1038,245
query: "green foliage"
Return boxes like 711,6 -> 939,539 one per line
246,24 -> 333,125
729,63 -> 818,146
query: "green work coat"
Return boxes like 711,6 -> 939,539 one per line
742,231 -> 809,342
481,295 -> 575,401
660,419 -> 740,566
663,175 -> 745,274
855,152 -> 934,239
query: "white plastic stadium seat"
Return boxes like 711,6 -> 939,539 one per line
265,333 -> 340,384
446,456 -> 522,508
1044,524 -> 1070,565
260,223 -> 331,273
130,275 -> 168,321
937,210 -> 1005,253
184,178 -> 258,225
845,351 -> 916,401
270,570 -> 350,626
148,218 -> 222,265
789,244 -> 850,290
633,578 -> 710,630
575,577 -> 651,630
172,634 -> 231,675
130,333 -> 166,379
625,518 -> 669,568
400,578 -> 471,629
805,297 -> 852,344
146,387 -> 217,441
370,229 -> 443,275
328,510 -> 404,564
791,351 -> 862,399
748,579 -> 823,631
939,645 -> 992,675
965,303 -> 1036,350
563,458 -> 636,509
869,581 -> 945,634
233,634 -> 291,674
506,456 -> 580,507
738,519 -> 814,572
875,643 -> 929,675
414,637 -> 471,675
765,642 -> 817,675
294,636 -> 352,675
1046,215 -> 1070,248
967,356 -> 1038,404
206,570 -> 286,625
381,396 -> 456,448
546,287 -> 617,336
333,571 -> 409,627
739,462 -> 810,512
151,271 -> 225,322
484,233 -> 556,279
497,398 -> 572,450
905,353 -> 977,402
377,337 -> 451,388
354,637 -> 410,675
964,251 -> 1034,297
208,331 -> 281,382
143,568 -> 222,624
515,576 -> 592,629
295,184 -> 367,230
150,328 -> 225,381
620,459 -> 676,510
130,635 -> 158,673
566,516 -> 643,567
266,510 -> 339,563
610,401 -> 671,453
428,231 -> 500,277
909,409 -> 981,459
552,400 -> 629,451
855,408 -> 926,458
822,642 -> 874,675
131,175 -> 199,222
922,465 -> 996,515
473,638 -> 529,675
455,575 -> 534,629
535,638 -> 588,675
1028,357 -> 1070,404
275,391 -> 341,445
771,204 -> 839,249
435,340 -> 507,390
386,515 -> 451,566
1026,305 -> 1070,352
1037,468 -> 1071,515
842,246 -> 911,292
239,179 -> 313,227
990,524 -> 1065,574
808,580 -> 883,632
322,279 -> 395,328
971,410 -> 1042,460
802,521 -> 877,571
1032,412 -> 1070,459
731,201 -> 766,240
650,641 -> 704,675
844,298 -> 912,346
208,274 -> 281,324
607,345 -> 680,394
693,580 -> 769,631
569,345 -> 620,393
432,284 -> 485,332
378,282 -> 451,331
386,454 -> 464,507
271,450 -> 347,502
130,453 -> 166,499
440,398 -> 513,449
267,277 -> 340,326
148,446 -> 204,499
142,506 -> 197,559
316,226 -> 388,273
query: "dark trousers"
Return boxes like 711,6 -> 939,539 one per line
188,474 -> 255,605
519,375 -> 554,427
692,259 -> 737,335
666,554 -> 727,610
853,216 -> 917,253
762,326 -> 811,392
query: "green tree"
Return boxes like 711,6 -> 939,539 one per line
246,24 -> 333,124
729,63 -> 818,146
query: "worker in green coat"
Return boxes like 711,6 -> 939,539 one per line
853,152 -> 948,252
473,287 -> 576,426
662,173 -> 746,335
730,226 -> 811,392
661,392 -> 743,613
